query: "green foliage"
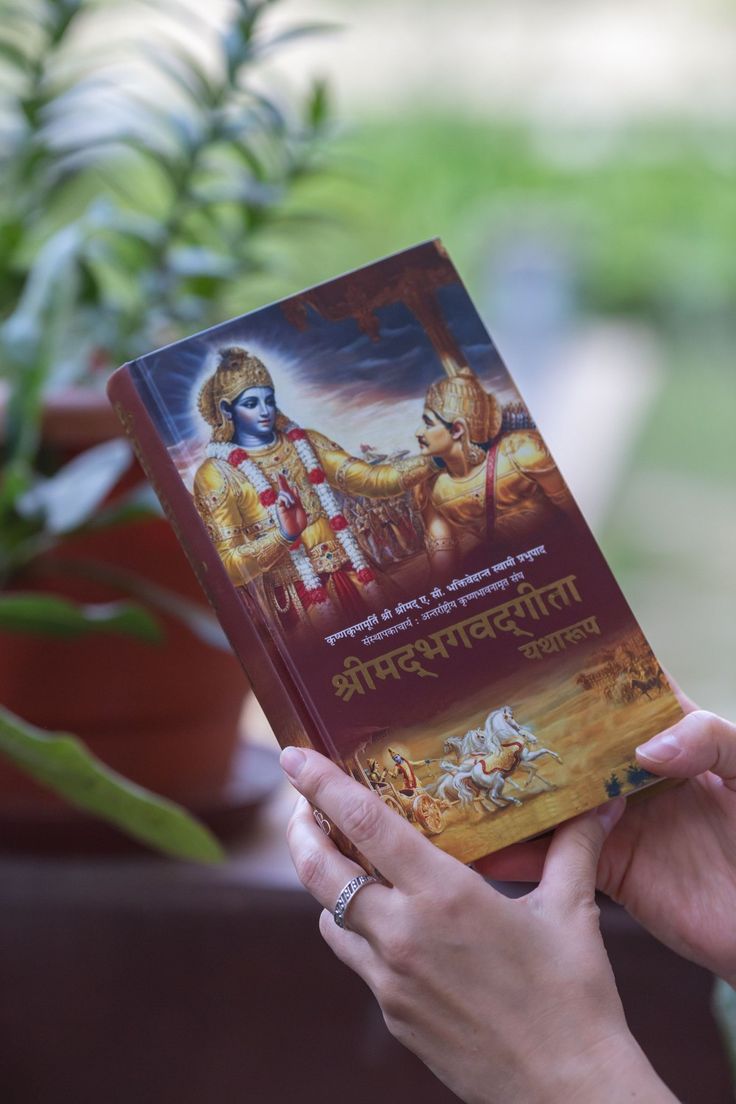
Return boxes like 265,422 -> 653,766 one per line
0,593 -> 161,639
0,0 -> 332,855
0,708 -> 224,862
283,117 -> 736,325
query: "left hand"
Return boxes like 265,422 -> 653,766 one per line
283,748 -> 674,1104
476,691 -> 736,987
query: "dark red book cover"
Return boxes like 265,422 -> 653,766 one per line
108,240 -> 682,861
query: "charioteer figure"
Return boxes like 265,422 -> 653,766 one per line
387,748 -> 431,797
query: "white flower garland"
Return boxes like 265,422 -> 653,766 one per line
206,420 -> 379,613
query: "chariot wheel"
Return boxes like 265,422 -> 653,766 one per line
382,794 -> 407,819
412,793 -> 445,835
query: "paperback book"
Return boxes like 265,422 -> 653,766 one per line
108,240 -> 682,863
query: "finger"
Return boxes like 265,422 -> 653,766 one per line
318,907 -> 380,979
539,798 -> 626,910
636,710 -> 736,790
474,836 -> 550,883
281,747 -> 454,892
277,491 -> 295,508
286,795 -> 388,936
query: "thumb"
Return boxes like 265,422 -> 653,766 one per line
540,798 -> 626,910
636,710 -> 736,790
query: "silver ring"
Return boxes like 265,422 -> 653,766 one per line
333,874 -> 379,929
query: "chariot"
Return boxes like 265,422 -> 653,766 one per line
378,779 -> 447,835
351,750 -> 447,836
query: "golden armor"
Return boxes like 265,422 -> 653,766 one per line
193,347 -> 434,628
416,366 -> 576,575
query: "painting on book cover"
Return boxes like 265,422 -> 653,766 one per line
134,240 -> 682,856
137,241 -> 580,638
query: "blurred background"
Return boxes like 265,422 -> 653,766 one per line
1,1 -> 734,1100
74,0 -> 734,715
251,0 -> 736,720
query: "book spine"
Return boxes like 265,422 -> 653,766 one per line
107,364 -> 328,757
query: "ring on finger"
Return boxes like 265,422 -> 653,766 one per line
333,874 -> 379,929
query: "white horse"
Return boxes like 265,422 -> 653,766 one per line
486,707 -> 562,791
427,724 -> 524,810
425,755 -> 521,810
427,708 -> 562,809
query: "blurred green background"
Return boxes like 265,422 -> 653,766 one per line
253,0 -> 736,719
2,0 -> 734,718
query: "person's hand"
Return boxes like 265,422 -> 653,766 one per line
477,693 -> 736,988
283,748 -> 675,1104
275,474 -> 308,541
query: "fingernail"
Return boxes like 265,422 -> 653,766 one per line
636,732 -> 681,763
280,746 -> 306,779
596,796 -> 625,832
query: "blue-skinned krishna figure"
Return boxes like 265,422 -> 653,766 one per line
193,346 -> 434,632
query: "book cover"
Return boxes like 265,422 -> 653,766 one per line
108,240 -> 683,862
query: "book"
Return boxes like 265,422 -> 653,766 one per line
107,239 -> 683,864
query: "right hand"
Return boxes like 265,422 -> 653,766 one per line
275,474 -> 308,542
477,691 -> 736,986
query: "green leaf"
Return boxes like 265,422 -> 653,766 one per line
0,38 -> 30,74
0,593 -> 162,640
306,78 -> 329,131
121,578 -> 230,651
167,245 -> 238,278
0,708 -> 224,862
16,438 -> 134,533
140,41 -> 218,111
254,23 -> 338,58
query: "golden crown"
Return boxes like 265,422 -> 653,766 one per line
198,347 -> 275,441
425,366 -> 501,444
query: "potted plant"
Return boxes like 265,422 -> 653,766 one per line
0,0 -> 332,855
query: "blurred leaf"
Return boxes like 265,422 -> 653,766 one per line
167,246 -> 238,278
247,89 -> 287,135
140,41 -> 218,111
255,23 -> 338,58
0,38 -> 30,74
27,557 -> 231,651
16,438 -> 134,533
82,483 -> 163,531
192,177 -> 282,207
125,577 -> 230,651
86,199 -> 163,244
306,78 -> 329,131
0,708 -> 224,862
0,593 -> 162,640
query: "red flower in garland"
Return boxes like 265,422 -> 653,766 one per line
287,428 -> 306,442
289,538 -> 302,551
330,514 -> 348,531
228,448 -> 249,467
308,468 -> 325,485
259,489 -> 277,507
357,567 -> 375,585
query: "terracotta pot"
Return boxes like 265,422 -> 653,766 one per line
0,388 -> 248,822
